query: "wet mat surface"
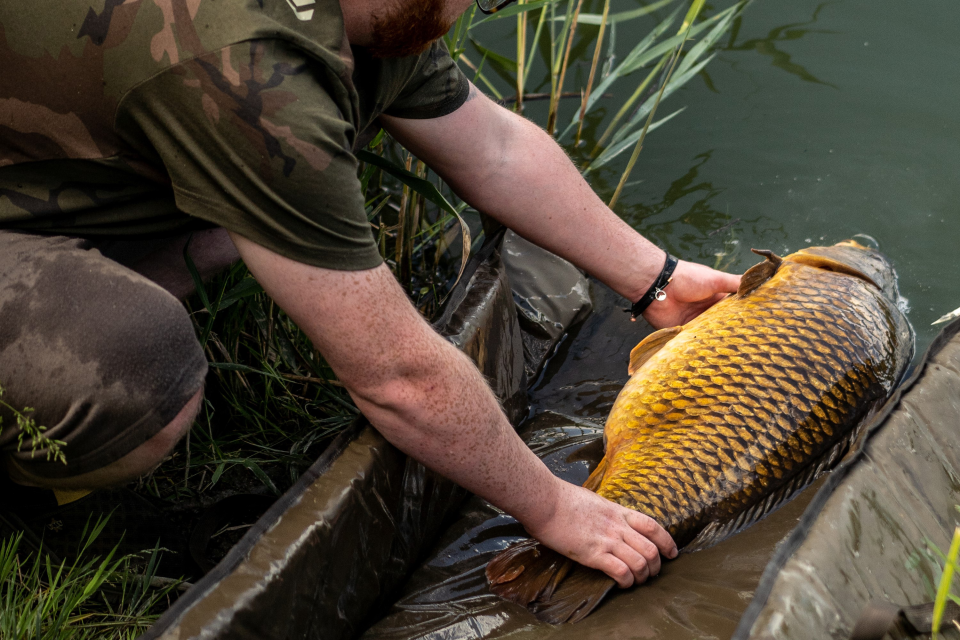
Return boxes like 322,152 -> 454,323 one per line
363,410 -> 825,640
364,283 -> 828,639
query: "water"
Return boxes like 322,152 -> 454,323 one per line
497,0 -> 960,358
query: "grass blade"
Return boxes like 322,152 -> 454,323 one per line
608,0 -> 705,208
357,150 -> 458,215
573,0 -> 675,25
585,106 -> 686,172
934,527 -> 960,640
470,0 -> 559,27
561,6 -> 680,141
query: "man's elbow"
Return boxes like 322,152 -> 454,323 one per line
342,358 -> 439,421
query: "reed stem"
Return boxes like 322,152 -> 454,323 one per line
608,38 -> 687,209
516,0 -> 527,112
547,0 -> 584,135
577,0 -> 611,145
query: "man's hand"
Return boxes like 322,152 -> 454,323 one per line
525,480 -> 678,587
642,260 -> 741,329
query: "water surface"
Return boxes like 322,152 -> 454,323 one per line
493,0 -> 960,357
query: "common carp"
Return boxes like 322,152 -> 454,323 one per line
486,240 -> 913,624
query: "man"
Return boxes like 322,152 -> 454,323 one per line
0,0 -> 739,588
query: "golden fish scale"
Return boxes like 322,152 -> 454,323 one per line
597,260 -> 902,546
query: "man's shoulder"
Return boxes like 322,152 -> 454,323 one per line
0,0 -> 351,104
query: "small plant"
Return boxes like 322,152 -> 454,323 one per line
908,506 -> 960,638
0,385 -> 66,466
0,517 -> 182,640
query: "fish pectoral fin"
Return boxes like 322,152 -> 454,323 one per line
684,520 -> 725,553
582,457 -> 608,492
787,253 -> 881,290
629,326 -> 683,375
737,249 -> 783,297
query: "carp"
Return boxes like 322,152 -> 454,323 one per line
486,240 -> 913,624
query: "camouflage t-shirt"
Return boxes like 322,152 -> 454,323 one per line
0,0 -> 468,270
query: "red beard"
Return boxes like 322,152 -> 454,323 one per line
368,0 -> 452,58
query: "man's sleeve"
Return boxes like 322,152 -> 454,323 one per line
116,39 -> 383,271
383,39 -> 470,120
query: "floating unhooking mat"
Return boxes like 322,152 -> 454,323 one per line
736,317 -> 960,640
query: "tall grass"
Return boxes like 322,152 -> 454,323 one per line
140,0 -> 746,504
0,519 -> 181,640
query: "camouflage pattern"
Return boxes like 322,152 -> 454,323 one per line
0,230 -> 207,479
0,0 -> 468,269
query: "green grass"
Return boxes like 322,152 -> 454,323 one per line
0,518 -> 182,640
0,386 -> 67,468
907,506 -> 960,638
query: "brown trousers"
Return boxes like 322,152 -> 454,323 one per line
0,229 -> 238,480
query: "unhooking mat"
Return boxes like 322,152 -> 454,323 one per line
363,410 -> 827,640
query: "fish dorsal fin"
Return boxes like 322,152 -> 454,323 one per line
787,253 -> 881,290
737,249 -> 783,297
628,326 -> 682,375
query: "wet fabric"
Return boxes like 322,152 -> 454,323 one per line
0,230 -> 207,479
0,0 -> 468,270
734,318 -> 960,640
500,231 -> 592,380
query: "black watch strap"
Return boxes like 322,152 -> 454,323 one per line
630,252 -> 678,320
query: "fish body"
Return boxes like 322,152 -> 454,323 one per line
486,241 -> 913,624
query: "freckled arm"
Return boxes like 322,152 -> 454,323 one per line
230,233 -> 677,586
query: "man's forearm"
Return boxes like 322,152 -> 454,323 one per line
348,331 -> 564,531
228,235 -> 563,532
383,89 -> 665,304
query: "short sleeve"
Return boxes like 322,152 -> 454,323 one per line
116,39 -> 383,271
383,39 -> 470,120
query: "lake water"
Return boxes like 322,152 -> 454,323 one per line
491,0 -> 960,359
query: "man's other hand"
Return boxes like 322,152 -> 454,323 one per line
524,479 -> 678,588
642,260 -> 741,329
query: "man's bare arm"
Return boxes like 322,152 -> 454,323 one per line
381,83 -> 740,328
229,233 -> 677,587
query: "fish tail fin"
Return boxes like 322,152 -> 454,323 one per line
486,539 -> 616,624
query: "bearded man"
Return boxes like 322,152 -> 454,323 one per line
0,0 -> 739,587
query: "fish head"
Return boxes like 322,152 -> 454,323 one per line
793,240 -> 900,304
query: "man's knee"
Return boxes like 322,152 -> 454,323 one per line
9,388 -> 204,491
0,232 -> 208,485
